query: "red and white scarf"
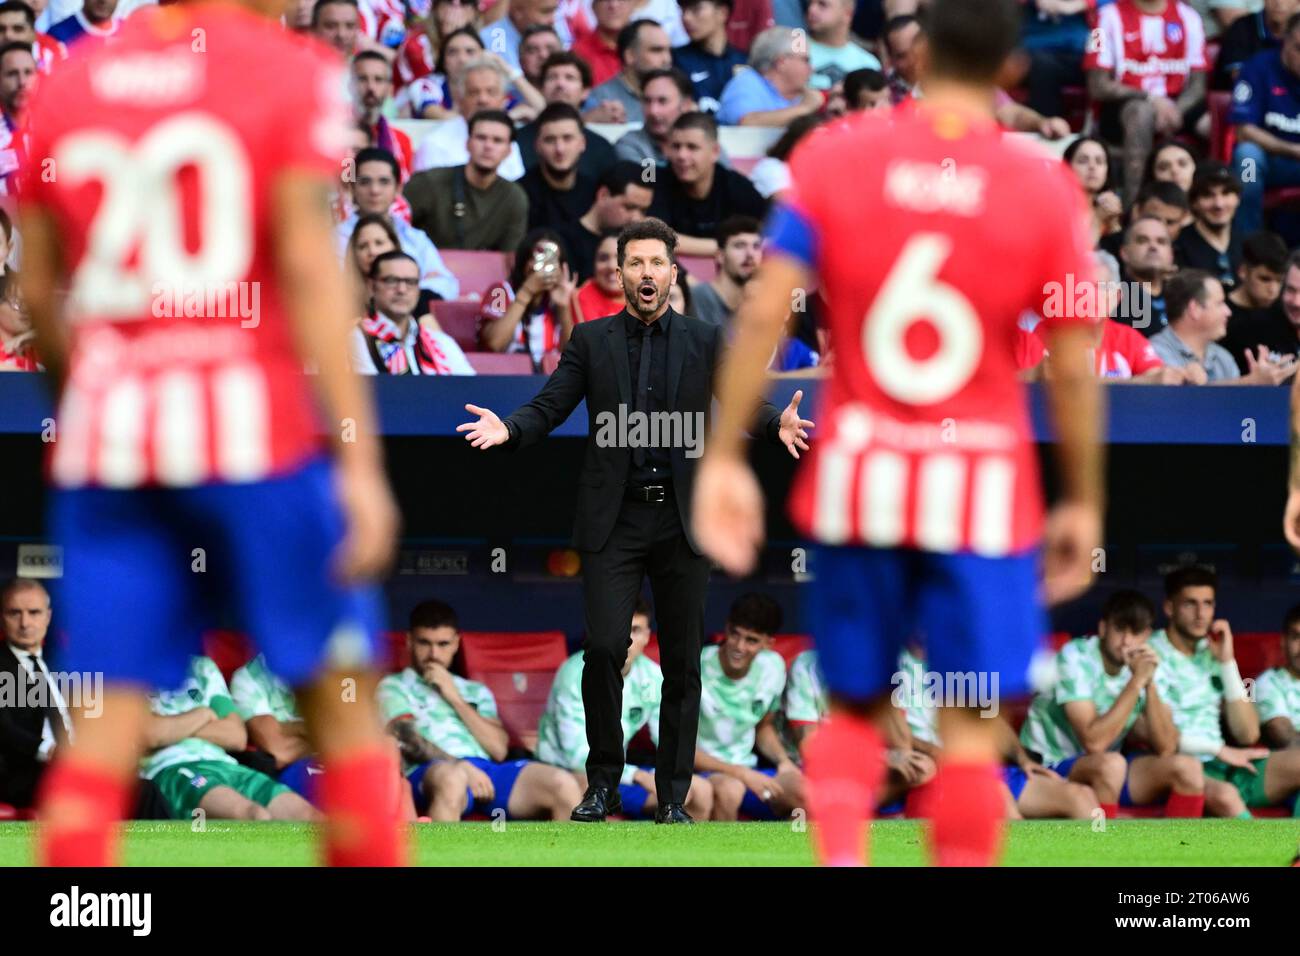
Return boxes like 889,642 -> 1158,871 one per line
361,312 -> 452,375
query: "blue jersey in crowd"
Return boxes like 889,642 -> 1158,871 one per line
1230,48 -> 1300,145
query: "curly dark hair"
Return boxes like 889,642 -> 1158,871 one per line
617,217 -> 677,268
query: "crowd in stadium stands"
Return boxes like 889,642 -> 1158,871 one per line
8,0 -> 1300,381
5,570 -> 1300,821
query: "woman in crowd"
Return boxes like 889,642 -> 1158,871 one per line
479,229 -> 577,369
1145,140 -> 1199,196
348,214 -> 402,314
1063,135 -> 1122,243
572,230 -> 626,324
404,26 -> 544,120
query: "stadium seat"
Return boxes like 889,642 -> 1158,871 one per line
440,249 -> 511,299
1208,90 -> 1233,162
384,630 -> 410,672
678,254 -> 717,283
770,633 -> 811,666
730,155 -> 762,178
202,630 -> 256,684
464,352 -> 534,374
458,630 -> 568,752
1234,632 -> 1285,680
430,299 -> 483,352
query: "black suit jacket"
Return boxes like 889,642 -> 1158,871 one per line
504,307 -> 783,553
0,642 -> 59,807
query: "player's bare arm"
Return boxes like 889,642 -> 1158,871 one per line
387,716 -> 457,765
1062,691 -> 1141,755
423,662 -> 509,761
1207,619 -> 1261,745
193,711 -> 249,753
272,174 -> 398,583
246,715 -> 313,770
694,254 -> 811,576
1137,667 -> 1180,756
142,707 -> 217,751
755,715 -> 797,774
1041,323 -> 1105,605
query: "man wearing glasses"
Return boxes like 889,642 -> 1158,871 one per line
717,25 -> 822,125
350,252 -> 477,375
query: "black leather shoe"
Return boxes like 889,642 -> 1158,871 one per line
654,803 -> 694,824
570,786 -> 622,822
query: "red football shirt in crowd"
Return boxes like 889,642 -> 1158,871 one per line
1083,0 -> 1206,99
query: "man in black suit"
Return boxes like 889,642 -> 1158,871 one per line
0,578 -> 70,809
459,218 -> 811,823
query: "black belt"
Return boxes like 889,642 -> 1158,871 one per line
625,483 -> 673,503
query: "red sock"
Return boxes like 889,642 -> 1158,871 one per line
926,761 -> 1005,867
1100,802 -> 1119,819
37,760 -> 133,867
904,780 -> 937,819
1164,791 -> 1205,818
319,746 -> 407,867
803,714 -> 885,867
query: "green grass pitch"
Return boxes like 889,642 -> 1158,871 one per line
1,819 -> 1297,866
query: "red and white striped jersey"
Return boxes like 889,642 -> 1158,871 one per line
1083,0 -> 1206,99
773,105 -> 1097,556
22,5 -> 351,489
33,33 -> 66,74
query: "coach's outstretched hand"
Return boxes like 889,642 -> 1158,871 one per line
457,404 -> 509,449
693,455 -> 765,577
777,389 -> 815,460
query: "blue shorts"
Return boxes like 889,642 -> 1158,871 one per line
808,545 -> 1045,704
278,756 -> 324,801
1003,765 -> 1029,801
705,767 -> 780,820
1048,753 -> 1139,806
50,458 -> 382,691
407,757 -> 531,819
617,768 -> 654,818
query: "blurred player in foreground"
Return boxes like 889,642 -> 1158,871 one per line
20,0 -> 402,865
693,0 -> 1105,866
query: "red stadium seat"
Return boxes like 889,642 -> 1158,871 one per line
202,630 -> 256,684
770,633 -> 812,666
440,249 -> 511,299
459,630 -> 568,752
384,629 -> 410,672
730,155 -> 762,178
1234,632 -> 1285,680
644,632 -> 660,664
464,352 -> 534,374
430,299 -> 483,351
678,254 -> 717,283
1208,90 -> 1234,162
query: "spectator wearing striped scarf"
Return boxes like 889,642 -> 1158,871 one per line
350,251 -> 476,375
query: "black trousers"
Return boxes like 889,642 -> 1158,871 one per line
580,491 -> 709,805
